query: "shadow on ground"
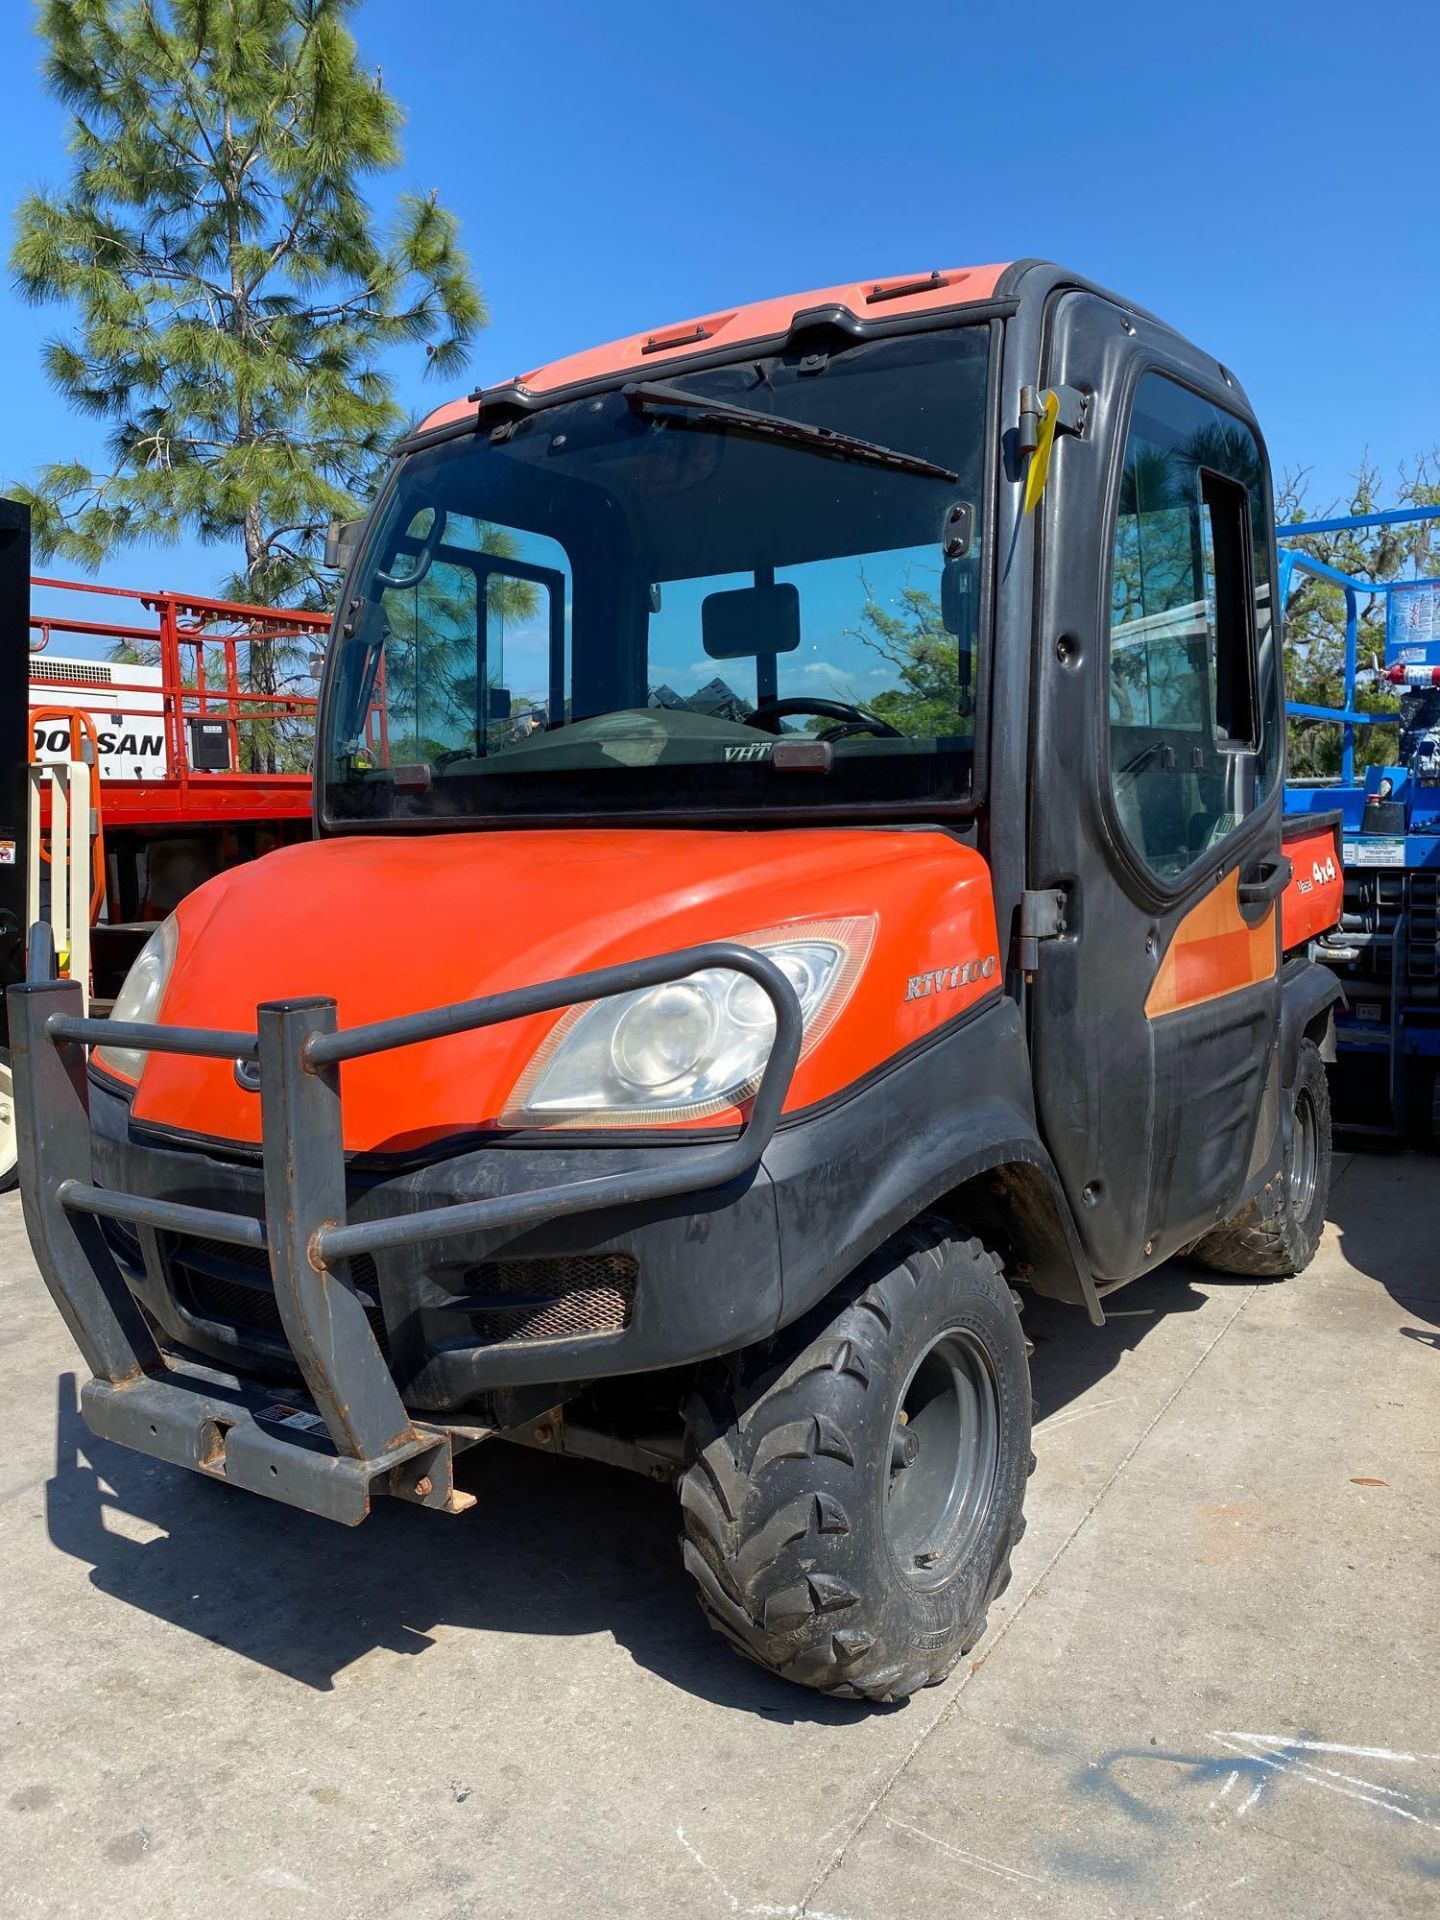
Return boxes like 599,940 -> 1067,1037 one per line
46,1369 -> 845,1717
1325,1147 -> 1440,1333
43,1262 -> 1219,1710
1024,1259 -> 1213,1422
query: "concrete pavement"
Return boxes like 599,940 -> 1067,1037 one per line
1,1147 -> 1436,1918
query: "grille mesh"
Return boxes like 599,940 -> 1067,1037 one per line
167,1232 -> 377,1292
183,1233 -> 269,1271
164,1232 -> 388,1358
460,1255 -> 637,1344
109,1214 -> 627,1355
101,1217 -> 144,1270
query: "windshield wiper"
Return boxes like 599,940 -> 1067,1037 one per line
622,380 -> 959,483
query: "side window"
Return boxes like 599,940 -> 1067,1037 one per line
370,509 -> 571,764
1107,373 -> 1274,880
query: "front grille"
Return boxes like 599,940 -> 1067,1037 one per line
181,1233 -> 269,1272
103,1213 -> 629,1355
101,1217 -> 145,1272
171,1233 -> 381,1293
163,1231 -> 388,1359
458,1254 -> 637,1345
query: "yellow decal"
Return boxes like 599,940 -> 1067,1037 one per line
1022,389 -> 1060,516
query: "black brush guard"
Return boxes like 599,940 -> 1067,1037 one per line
8,945 -> 801,1525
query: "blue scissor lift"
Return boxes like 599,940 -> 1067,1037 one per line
1282,505 -> 1440,1138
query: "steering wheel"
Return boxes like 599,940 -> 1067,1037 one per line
744,696 -> 903,740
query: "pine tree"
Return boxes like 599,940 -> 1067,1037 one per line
9,0 -> 484,608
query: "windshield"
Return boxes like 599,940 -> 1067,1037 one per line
322,325 -> 990,827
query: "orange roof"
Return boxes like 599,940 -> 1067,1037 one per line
418,263 -> 1010,435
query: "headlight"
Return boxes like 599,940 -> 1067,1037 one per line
94,916 -> 179,1082
503,917 -> 874,1128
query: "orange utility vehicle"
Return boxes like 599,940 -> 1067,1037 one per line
12,261 -> 1343,1703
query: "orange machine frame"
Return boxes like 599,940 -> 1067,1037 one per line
30,575 -> 331,832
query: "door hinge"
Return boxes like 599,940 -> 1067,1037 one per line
1015,887 -> 1069,972
1017,383 -> 1089,455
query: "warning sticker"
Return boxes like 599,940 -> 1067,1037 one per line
1344,837 -> 1406,867
261,1403 -> 327,1435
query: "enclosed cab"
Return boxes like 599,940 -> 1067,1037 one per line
11,260 -> 1340,1703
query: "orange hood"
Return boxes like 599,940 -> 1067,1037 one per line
129,828 -> 1000,1153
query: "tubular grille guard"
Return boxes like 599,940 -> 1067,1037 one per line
8,943 -> 802,1522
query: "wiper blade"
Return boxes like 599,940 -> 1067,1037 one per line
622,380 -> 959,483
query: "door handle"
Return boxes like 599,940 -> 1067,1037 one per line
1237,856 -> 1291,907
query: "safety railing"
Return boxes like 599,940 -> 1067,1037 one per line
30,575 -> 332,792
8,943 -> 802,1525
1280,506 -> 1440,788
1280,549 -> 1392,788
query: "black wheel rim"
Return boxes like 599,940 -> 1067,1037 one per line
885,1327 -> 1001,1587
1291,1084 -> 1320,1219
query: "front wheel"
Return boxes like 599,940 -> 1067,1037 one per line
678,1218 -> 1032,1703
1190,1037 -> 1332,1277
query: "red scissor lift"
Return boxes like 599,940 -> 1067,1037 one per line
27,573 -> 346,1003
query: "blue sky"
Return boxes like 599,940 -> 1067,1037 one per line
3,0 -> 1438,635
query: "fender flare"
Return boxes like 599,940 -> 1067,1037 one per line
932,1128 -> 1104,1326
1280,957 -> 1343,1090
768,997 -> 1103,1331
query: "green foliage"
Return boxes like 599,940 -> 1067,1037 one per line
1280,455 -> 1440,778
845,571 -> 971,738
8,0 -> 484,608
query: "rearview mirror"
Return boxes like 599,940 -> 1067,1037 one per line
702,581 -> 801,660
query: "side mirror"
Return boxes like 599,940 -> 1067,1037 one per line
323,517 -> 364,572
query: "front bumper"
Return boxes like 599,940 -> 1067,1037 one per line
8,945 -> 801,1524
87,1078 -> 786,1410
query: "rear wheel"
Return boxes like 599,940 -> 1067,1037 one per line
678,1217 -> 1032,1702
1190,1038 -> 1331,1277
0,1049 -> 16,1195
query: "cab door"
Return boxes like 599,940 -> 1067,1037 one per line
1026,292 -> 1286,1284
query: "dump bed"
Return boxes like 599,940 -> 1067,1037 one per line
1281,811 -> 1343,953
